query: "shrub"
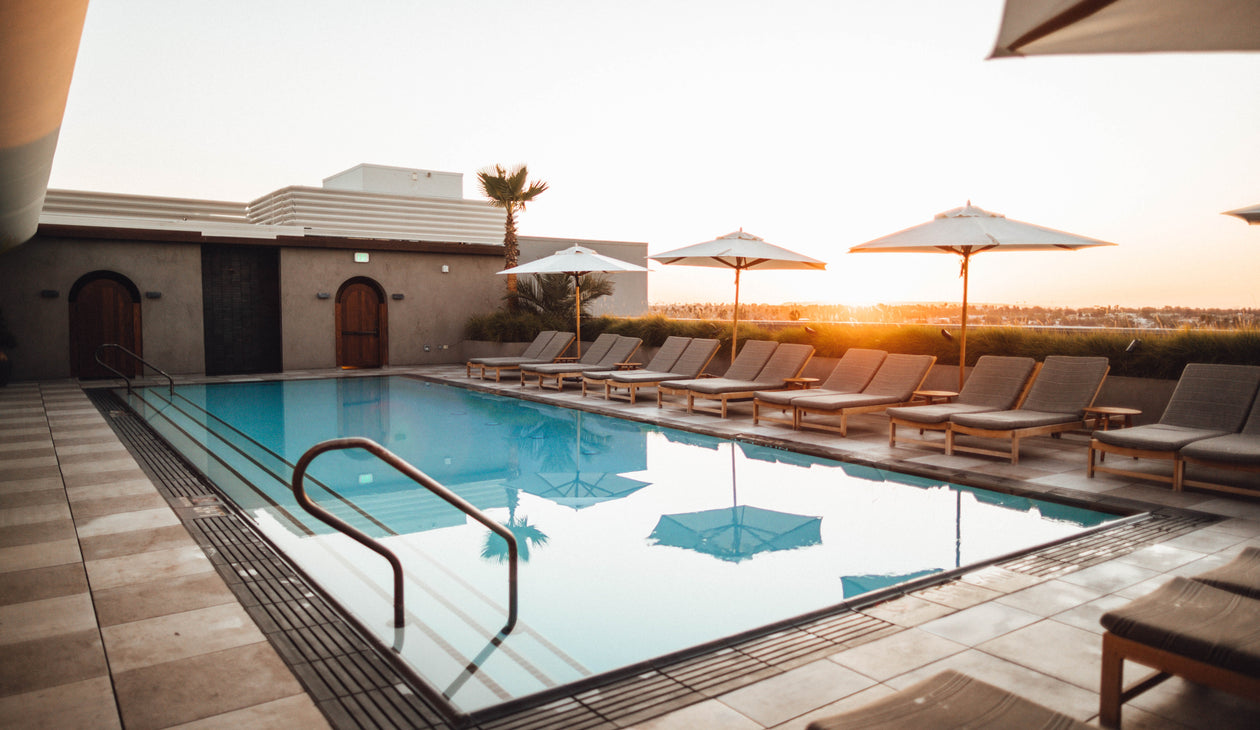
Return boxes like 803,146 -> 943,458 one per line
465,313 -> 1260,380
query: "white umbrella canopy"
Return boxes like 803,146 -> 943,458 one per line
1225,203 -> 1260,225
991,0 -> 1260,57
498,245 -> 646,356
650,230 -> 826,364
849,202 -> 1115,389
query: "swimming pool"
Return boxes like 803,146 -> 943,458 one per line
123,375 -> 1117,716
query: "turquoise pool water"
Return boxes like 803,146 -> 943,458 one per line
125,376 -> 1116,715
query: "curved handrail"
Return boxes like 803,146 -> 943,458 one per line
292,437 -> 519,633
94,343 -> 175,396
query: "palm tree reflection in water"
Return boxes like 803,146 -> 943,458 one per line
482,488 -> 549,563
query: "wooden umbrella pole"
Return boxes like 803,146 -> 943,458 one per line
574,273 -> 582,358
959,252 -> 970,392
731,267 -> 742,366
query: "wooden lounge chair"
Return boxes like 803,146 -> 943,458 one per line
596,338 -> 721,404
657,340 -> 779,412
580,335 -> 690,398
752,348 -> 887,427
1193,546 -> 1260,599
887,355 -> 1039,451
471,331 -> 576,382
1176,388 -> 1260,496
806,669 -> 1091,730
1087,363 -> 1260,491
946,356 -> 1109,465
1099,577 -> 1260,728
673,343 -> 815,418
522,334 -> 642,391
790,354 -> 937,436
465,330 -> 557,378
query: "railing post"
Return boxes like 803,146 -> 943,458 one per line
291,437 -> 519,634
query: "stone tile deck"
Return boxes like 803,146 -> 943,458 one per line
3,366 -> 1260,729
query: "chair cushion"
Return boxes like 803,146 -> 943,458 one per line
1193,547 -> 1260,600
886,403 -> 996,425
609,369 -> 684,384
956,355 -> 1038,408
1092,424 -> 1228,452
791,392 -> 901,412
1020,356 -> 1109,414
950,410 -> 1078,431
685,378 -> 775,395
1160,363 -> 1260,431
1101,576 -> 1260,677
818,348 -> 886,393
1180,433 -> 1260,466
805,669 -> 1090,730
862,354 -> 936,400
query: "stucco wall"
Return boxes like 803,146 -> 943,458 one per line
0,235 -> 205,379
279,247 -> 503,369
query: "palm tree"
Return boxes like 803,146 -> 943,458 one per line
510,272 -> 614,329
477,164 -> 549,305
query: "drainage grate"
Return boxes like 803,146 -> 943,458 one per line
84,387 -> 1225,730
998,512 -> 1218,578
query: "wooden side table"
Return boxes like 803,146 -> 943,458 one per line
784,377 -> 820,390
913,390 -> 958,405
614,361 -> 642,370
1084,406 -> 1141,431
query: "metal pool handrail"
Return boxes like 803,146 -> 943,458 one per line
292,437 -> 519,633
93,343 -> 175,396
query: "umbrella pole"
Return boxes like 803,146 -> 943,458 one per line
731,268 -> 741,365
573,273 -> 582,358
958,252 -> 970,392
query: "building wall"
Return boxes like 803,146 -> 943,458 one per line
0,235 -> 205,379
279,247 -> 503,369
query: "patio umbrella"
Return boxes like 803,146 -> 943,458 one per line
650,230 -> 826,364
849,202 -> 1114,390
498,245 -> 646,357
1225,203 -> 1260,225
990,0 -> 1260,57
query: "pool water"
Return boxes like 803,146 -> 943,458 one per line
125,376 -> 1116,715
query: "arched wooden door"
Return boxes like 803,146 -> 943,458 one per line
335,278 -> 387,369
69,271 -> 142,379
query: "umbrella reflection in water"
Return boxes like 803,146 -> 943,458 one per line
648,443 -> 822,563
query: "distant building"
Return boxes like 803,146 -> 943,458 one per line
0,164 -> 648,381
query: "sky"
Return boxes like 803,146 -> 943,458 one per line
48,0 -> 1260,309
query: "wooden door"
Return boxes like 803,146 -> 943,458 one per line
336,279 -> 386,368
70,275 -> 141,379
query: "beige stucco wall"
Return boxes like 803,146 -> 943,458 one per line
279,247 -> 503,369
0,235 -> 205,379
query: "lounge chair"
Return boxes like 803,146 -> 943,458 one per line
657,340 -> 779,413
1099,577 -> 1260,728
580,335 -> 690,398
521,334 -> 642,391
465,330 -> 557,378
806,669 -> 1091,730
1176,386 -> 1260,496
594,338 -> 721,404
790,354 -> 937,436
946,356 -> 1109,465
751,348 -> 887,427
1087,363 -> 1260,491
469,331 -> 576,382
668,343 -> 815,418
887,355 -> 1039,451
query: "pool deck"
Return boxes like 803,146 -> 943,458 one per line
3,365 -> 1260,729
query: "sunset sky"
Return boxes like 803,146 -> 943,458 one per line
48,1 -> 1260,308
